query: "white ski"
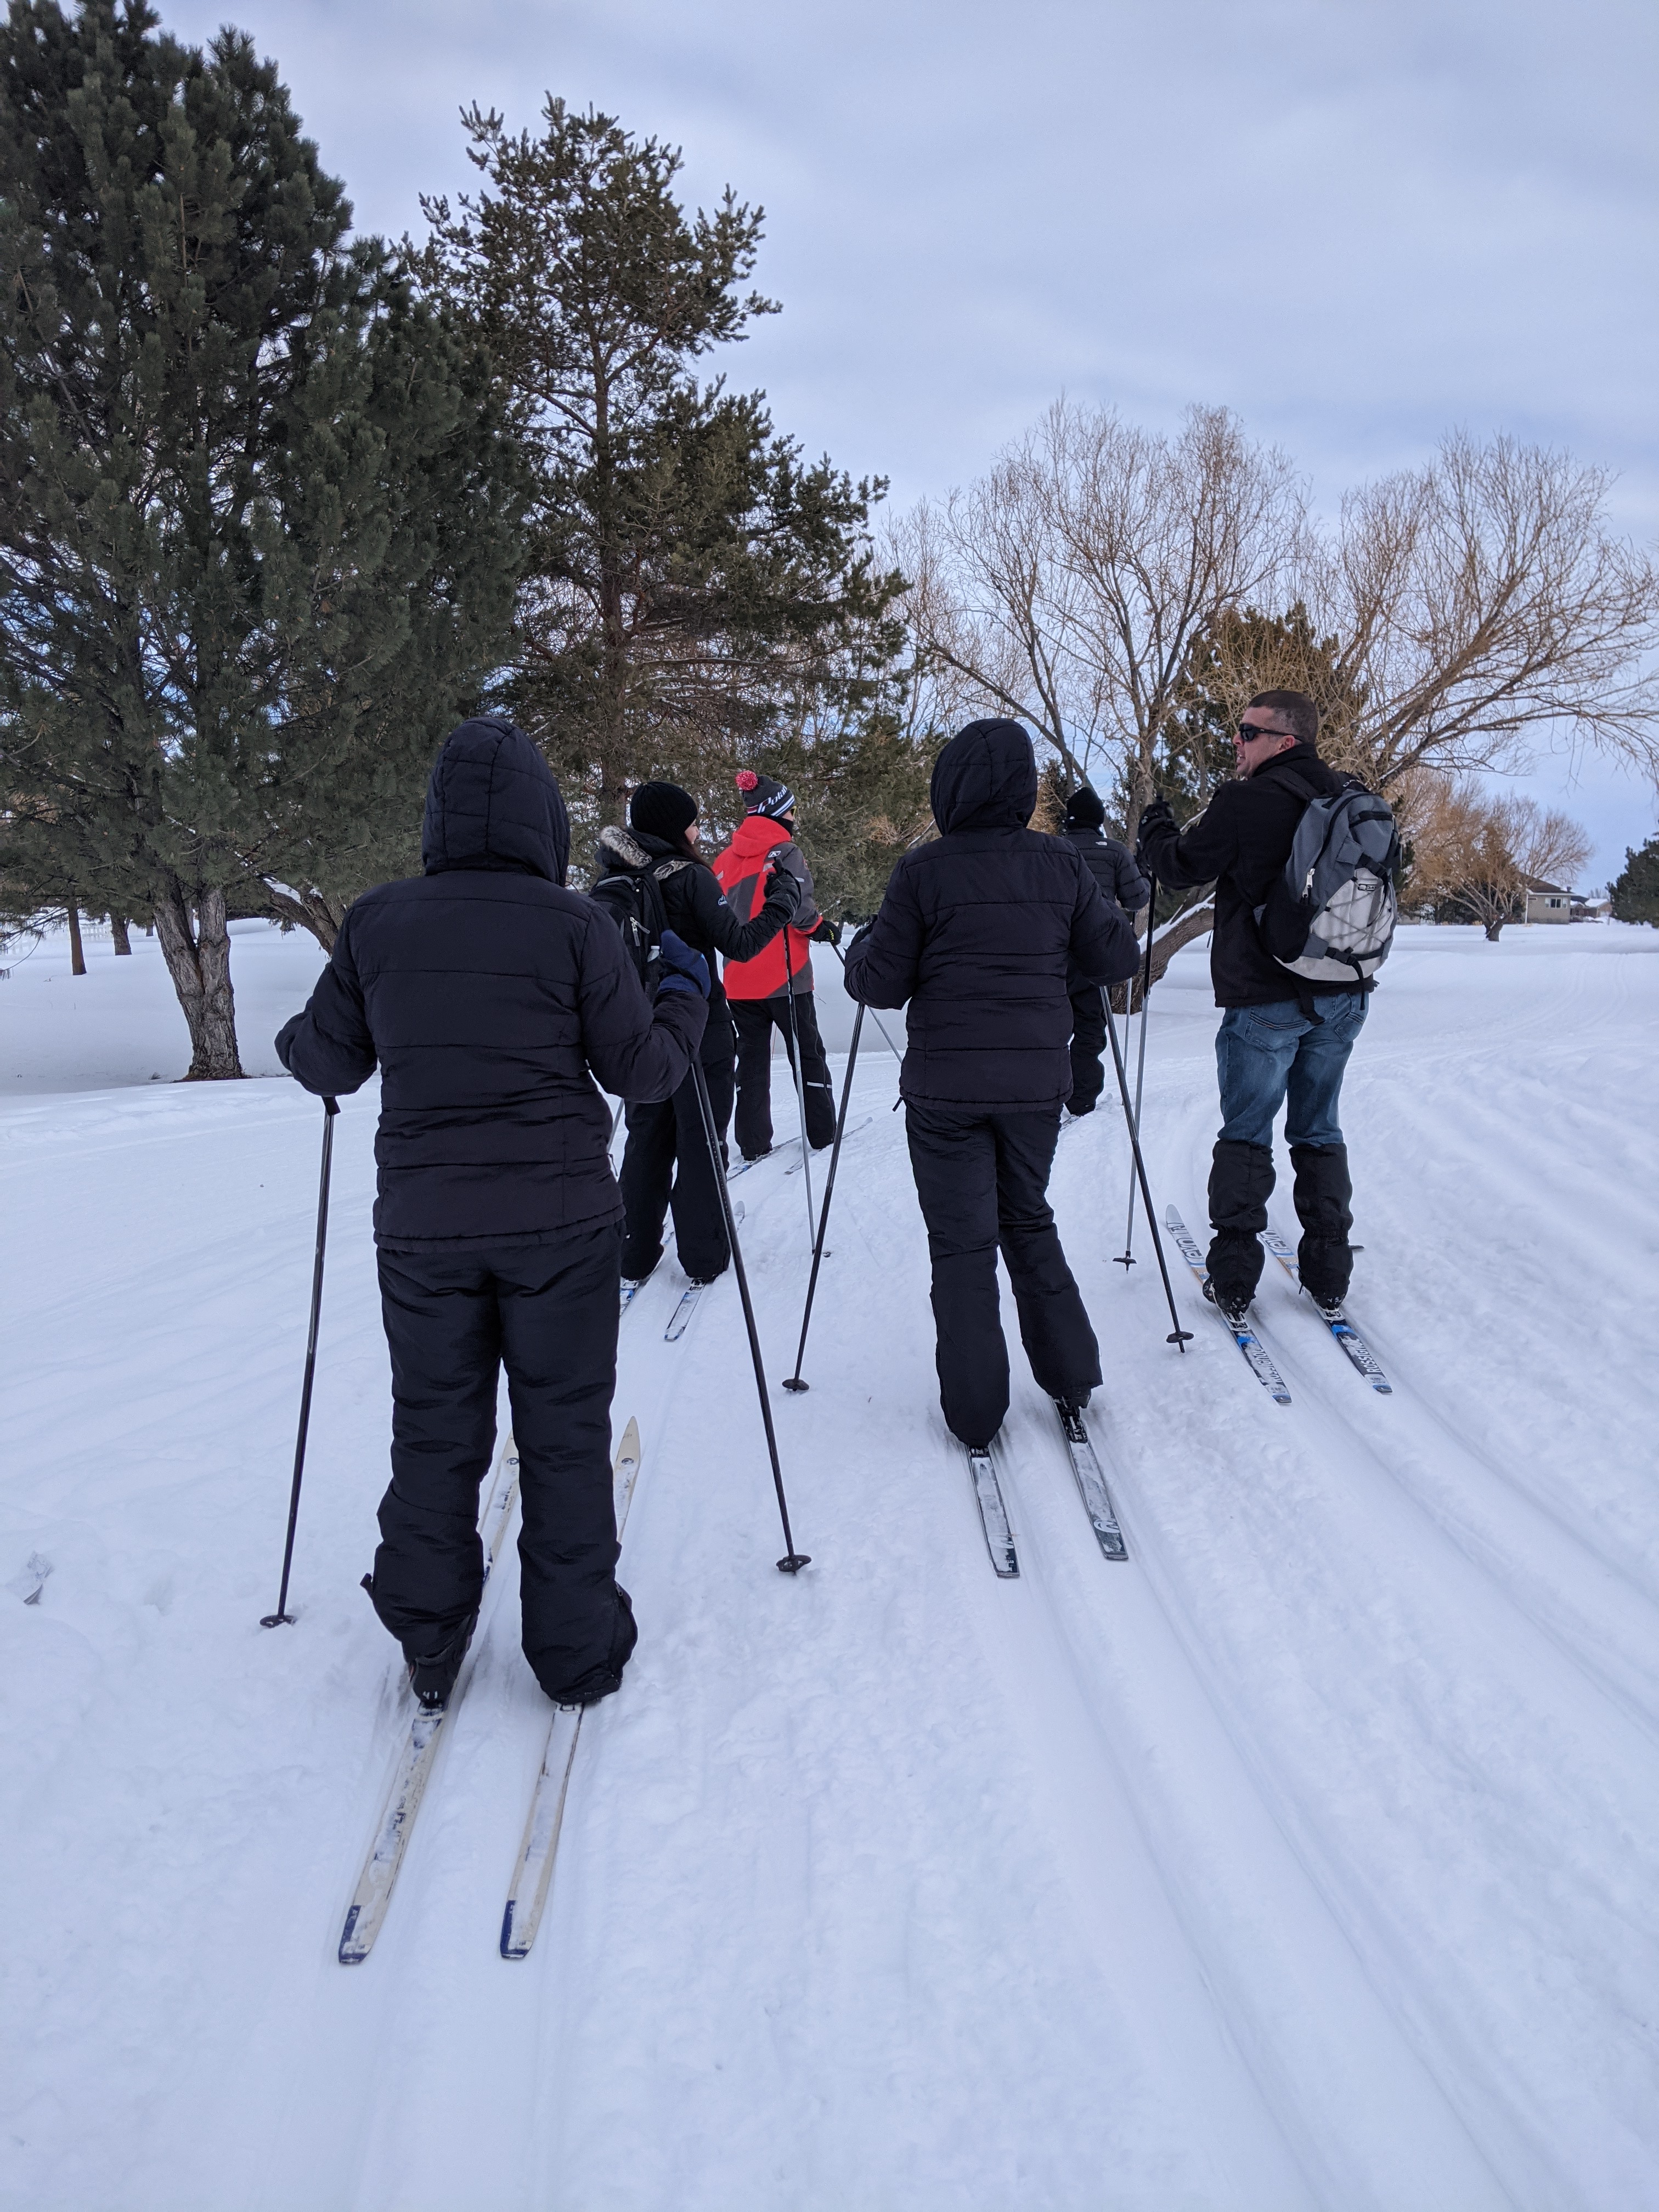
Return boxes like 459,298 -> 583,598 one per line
726,1137 -> 799,1181
338,1434 -> 522,1964
619,1278 -> 648,1316
1164,1205 -> 1292,1406
500,1418 -> 643,1960
1261,1227 -> 1392,1394
784,1116 -> 870,1172
1054,1402 -> 1127,1561
967,1445 -> 1019,1577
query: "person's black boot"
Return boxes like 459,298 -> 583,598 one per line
1290,1143 -> 1354,1308
1205,1139 -> 1273,1311
540,1584 -> 639,1711
406,1609 -> 478,1714
1203,1276 -> 1253,1329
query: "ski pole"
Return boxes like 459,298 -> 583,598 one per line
262,1095 -> 340,1627
781,962 -> 817,1250
1102,998 -> 1192,1350
782,1002 -> 865,1393
1116,868 -> 1159,1268
689,1057 -> 810,1572
828,940 -> 905,1071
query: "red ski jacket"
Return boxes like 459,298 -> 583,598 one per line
712,814 -> 821,1000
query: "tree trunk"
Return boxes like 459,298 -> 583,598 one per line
1483,919 -> 1505,942
152,882 -> 245,1079
66,900 -> 86,976
1146,900 -> 1216,991
261,882 -> 345,953
111,916 -> 133,956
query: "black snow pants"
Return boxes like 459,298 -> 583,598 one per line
370,1222 -> 636,1705
731,992 -> 836,1159
904,1101 -> 1102,1448
1065,983 -> 1109,1115
619,1019 -> 736,1284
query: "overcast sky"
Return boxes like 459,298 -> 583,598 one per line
165,0 -> 1659,884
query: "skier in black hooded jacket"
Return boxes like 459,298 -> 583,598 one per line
844,718 -> 1140,1449
275,719 -> 708,1712
592,780 -> 800,1286
1060,785 -> 1149,1116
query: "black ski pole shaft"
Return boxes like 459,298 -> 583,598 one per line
1103,996 -> 1192,1350
828,941 -> 905,1073
781,969 -> 816,1249
1119,869 -> 1159,1265
783,1002 -> 865,1392
689,1056 -> 810,1572
262,1096 -> 340,1627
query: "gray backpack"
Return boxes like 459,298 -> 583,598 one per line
1254,770 -> 1400,985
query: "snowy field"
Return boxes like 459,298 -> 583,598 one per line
3,919 -> 1657,2211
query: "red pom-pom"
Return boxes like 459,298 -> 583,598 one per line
735,770 -> 758,791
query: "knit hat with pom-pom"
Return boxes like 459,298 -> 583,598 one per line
735,769 -> 795,821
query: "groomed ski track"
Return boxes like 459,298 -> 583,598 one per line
3,926 -> 1657,2210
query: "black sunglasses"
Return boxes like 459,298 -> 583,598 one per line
1235,720 -> 1289,741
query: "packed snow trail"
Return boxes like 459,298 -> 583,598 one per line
3,924 -> 1657,2210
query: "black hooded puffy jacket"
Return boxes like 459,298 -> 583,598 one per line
275,717 -> 705,1250
843,719 -> 1140,1108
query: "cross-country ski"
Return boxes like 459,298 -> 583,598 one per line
1261,1227 -> 1394,1393
1054,1401 -> 1128,1561
1164,1205 -> 1293,1404
500,1418 -> 644,1960
337,1436 -> 522,1964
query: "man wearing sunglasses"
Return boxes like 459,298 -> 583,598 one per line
1135,690 -> 1369,1325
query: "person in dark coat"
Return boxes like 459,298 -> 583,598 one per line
593,780 -> 799,1285
274,718 -> 708,1712
844,719 -> 1140,1449
1135,689 -> 1369,1321
1060,785 -> 1149,1116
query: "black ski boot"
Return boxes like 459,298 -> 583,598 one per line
1203,1276 -> 1253,1330
407,1611 -> 478,1713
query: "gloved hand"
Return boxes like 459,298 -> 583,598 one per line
810,915 -> 842,947
761,861 -> 800,919
656,927 -> 710,1000
1135,794 -> 1174,861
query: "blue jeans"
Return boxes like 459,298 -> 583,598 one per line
1216,995 -> 1367,1149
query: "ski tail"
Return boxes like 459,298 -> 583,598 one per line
500,1417 -> 642,1961
1056,1403 -> 1127,1561
1164,1205 -> 1292,1406
967,1445 -> 1019,1577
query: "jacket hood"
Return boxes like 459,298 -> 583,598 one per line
726,811 -> 793,856
930,718 -> 1038,834
595,822 -> 653,874
421,718 -> 568,884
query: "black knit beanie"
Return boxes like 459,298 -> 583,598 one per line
629,781 -> 699,845
1063,785 -> 1106,831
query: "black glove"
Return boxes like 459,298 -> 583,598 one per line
761,862 -> 800,920
1135,794 -> 1173,861
656,927 -> 710,1000
810,915 -> 842,947
847,918 -> 875,955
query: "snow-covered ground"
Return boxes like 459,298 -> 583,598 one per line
3,921 -> 1657,2211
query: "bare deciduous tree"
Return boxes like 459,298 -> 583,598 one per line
1409,777 -> 1592,940
1199,436 -> 1659,793
893,401 -> 1303,840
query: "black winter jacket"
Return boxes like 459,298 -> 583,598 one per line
1136,742 -> 1366,1008
1063,828 -> 1146,989
591,823 -> 795,1056
844,719 -> 1141,1109
275,719 -> 706,1251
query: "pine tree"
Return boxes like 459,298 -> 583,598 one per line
414,98 -> 905,871
1609,834 -> 1659,924
0,3 -> 518,1074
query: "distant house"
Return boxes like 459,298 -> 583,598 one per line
1522,876 -> 1573,923
1572,893 -> 1612,922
